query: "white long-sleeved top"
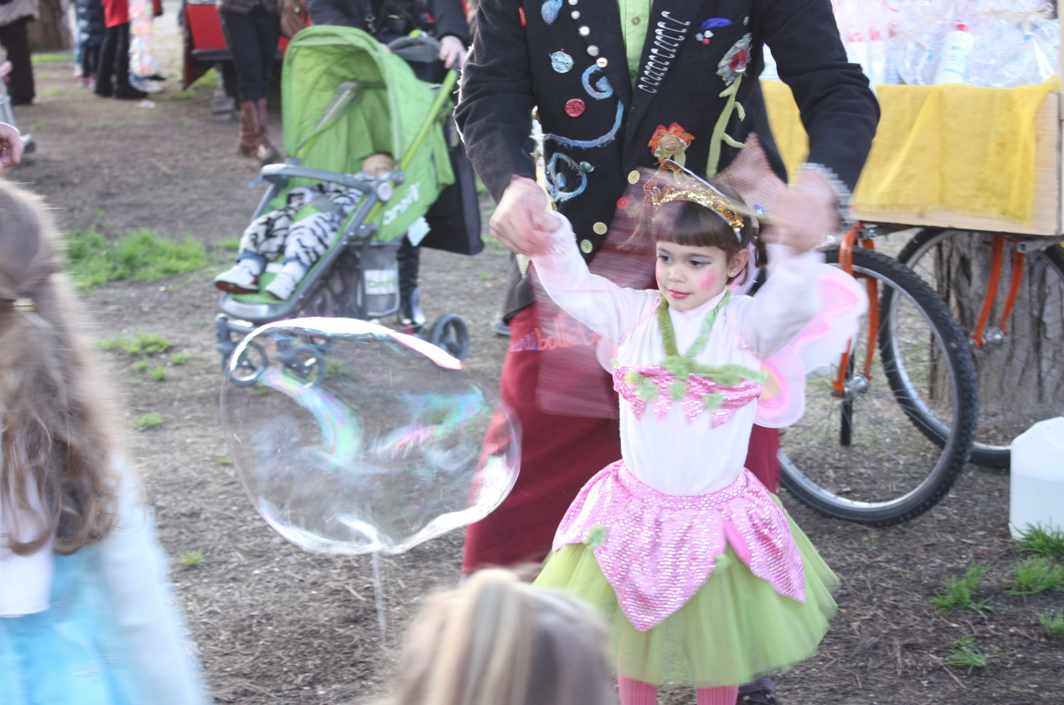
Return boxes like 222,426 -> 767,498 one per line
533,215 -> 821,496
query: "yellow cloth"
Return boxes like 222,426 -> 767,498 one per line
762,78 -> 1059,226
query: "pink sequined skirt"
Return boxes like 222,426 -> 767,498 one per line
551,461 -> 805,631
535,465 -> 839,686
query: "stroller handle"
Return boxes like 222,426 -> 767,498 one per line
259,165 -> 388,192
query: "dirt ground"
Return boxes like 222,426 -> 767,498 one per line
6,7 -> 1063,703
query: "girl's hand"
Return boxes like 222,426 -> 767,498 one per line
439,36 -> 466,69
764,171 -> 838,253
490,176 -> 559,256
0,122 -> 22,175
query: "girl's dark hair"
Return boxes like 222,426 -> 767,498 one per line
649,182 -> 767,283
0,180 -> 120,556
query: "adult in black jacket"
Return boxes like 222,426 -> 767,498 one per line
306,0 -> 471,69
456,3 -> 877,698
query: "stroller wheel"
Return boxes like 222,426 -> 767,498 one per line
279,346 -> 327,387
427,314 -> 470,361
225,341 -> 268,387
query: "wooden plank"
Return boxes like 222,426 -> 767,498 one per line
854,91 -> 1062,236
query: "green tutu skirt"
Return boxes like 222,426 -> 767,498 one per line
533,507 -> 838,687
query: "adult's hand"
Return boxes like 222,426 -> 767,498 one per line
439,35 -> 466,69
0,122 -> 23,175
764,170 -> 838,254
490,176 -> 559,256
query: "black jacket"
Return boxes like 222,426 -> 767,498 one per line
456,0 -> 880,319
306,0 -> 472,46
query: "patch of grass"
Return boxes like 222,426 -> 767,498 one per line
218,238 -> 241,252
860,535 -> 880,549
29,122 -> 44,131
149,366 -> 167,382
98,331 -> 173,356
31,52 -> 71,65
1038,609 -> 1064,638
180,549 -> 204,567
1008,556 -> 1064,595
131,412 -> 163,431
190,69 -> 218,89
169,91 -> 198,100
215,456 -> 233,465
478,272 -> 493,281
251,386 -> 270,396
1017,524 -> 1064,558
66,228 -> 206,290
40,88 -> 65,97
944,637 -> 997,674
171,352 -> 193,365
930,565 -> 994,615
132,360 -> 149,372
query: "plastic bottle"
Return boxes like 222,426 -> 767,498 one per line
933,23 -> 974,85
1010,417 -> 1064,540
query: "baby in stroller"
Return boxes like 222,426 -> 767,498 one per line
214,151 -> 428,301
214,25 -> 481,368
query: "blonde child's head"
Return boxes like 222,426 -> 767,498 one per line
0,180 -> 119,556
362,153 -> 396,179
383,568 -> 613,705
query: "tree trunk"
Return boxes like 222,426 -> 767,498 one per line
934,233 -> 1064,442
27,0 -> 72,52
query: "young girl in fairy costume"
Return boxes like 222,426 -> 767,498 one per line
526,165 -> 839,704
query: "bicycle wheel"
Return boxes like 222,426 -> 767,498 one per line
779,248 -> 978,526
898,229 -> 1064,467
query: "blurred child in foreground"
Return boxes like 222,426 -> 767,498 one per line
0,180 -> 208,704
379,568 -> 613,705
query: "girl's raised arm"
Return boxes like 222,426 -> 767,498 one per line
531,214 -> 654,343
734,243 -> 822,359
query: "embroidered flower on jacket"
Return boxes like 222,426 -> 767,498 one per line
648,123 -> 695,166
717,33 -> 753,86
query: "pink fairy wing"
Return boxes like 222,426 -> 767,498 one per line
754,345 -> 806,428
790,264 -> 868,374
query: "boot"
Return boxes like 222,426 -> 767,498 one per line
255,97 -> 282,164
237,101 -> 259,157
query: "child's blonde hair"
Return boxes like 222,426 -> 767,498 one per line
0,180 -> 120,556
384,569 -> 613,705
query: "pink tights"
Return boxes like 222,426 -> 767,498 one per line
618,677 -> 739,705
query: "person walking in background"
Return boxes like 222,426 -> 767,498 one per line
0,180 -> 209,704
0,0 -> 37,106
218,0 -> 282,165
73,0 -> 106,88
378,569 -> 614,705
94,0 -> 147,99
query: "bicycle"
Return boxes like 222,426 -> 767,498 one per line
778,224 -> 980,526
895,229 -> 1064,468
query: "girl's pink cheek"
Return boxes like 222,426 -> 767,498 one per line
698,271 -> 717,290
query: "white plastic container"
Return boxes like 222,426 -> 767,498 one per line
1010,416 -> 1064,539
933,23 -> 974,85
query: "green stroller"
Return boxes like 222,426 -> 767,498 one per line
215,25 -> 474,375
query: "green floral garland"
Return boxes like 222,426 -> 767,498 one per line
614,294 -> 766,403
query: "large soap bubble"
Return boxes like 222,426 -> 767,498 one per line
221,317 -> 520,555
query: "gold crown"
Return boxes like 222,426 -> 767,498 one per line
642,160 -> 745,238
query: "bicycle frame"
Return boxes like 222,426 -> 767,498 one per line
833,223 -> 879,400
